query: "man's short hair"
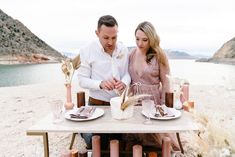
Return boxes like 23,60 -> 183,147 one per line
97,15 -> 118,29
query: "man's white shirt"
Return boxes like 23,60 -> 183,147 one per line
77,40 -> 130,102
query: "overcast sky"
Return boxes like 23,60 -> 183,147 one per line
1,0 -> 235,56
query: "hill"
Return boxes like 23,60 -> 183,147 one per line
128,47 -> 195,59
164,49 -> 196,59
197,37 -> 235,65
0,9 -> 64,64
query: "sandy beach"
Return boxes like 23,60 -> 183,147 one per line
0,80 -> 234,157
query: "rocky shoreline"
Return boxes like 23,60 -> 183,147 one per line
0,54 -> 61,65
196,57 -> 235,65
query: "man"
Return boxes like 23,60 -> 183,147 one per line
77,15 -> 130,105
77,15 -> 130,150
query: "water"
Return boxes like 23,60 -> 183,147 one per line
169,59 -> 235,86
0,63 -> 64,87
0,60 -> 235,87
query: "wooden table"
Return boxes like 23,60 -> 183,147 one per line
26,107 -> 198,157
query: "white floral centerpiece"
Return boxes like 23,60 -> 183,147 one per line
110,86 -> 149,120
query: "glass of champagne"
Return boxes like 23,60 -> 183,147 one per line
142,98 -> 155,125
49,99 -> 63,124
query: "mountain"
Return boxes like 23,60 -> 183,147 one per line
0,9 -> 64,64
213,37 -> 235,59
128,47 -> 195,59
164,49 -> 196,59
197,37 -> 235,65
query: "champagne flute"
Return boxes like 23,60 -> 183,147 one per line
49,99 -> 63,124
142,98 -> 155,125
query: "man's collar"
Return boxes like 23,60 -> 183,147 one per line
96,40 -> 119,56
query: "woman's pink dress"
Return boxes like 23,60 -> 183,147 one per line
128,49 -> 170,105
125,49 -> 180,150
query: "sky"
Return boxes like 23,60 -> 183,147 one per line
1,0 -> 235,56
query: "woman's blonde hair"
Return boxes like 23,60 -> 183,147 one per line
135,21 -> 169,66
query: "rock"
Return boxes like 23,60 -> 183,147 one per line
0,9 -> 65,64
213,37 -> 235,59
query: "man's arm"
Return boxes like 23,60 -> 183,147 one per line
120,47 -> 131,87
113,47 -> 131,92
77,51 -> 101,90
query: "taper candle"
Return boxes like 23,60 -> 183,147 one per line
77,91 -> 85,107
182,84 -> 189,101
92,135 -> 101,157
162,137 -> 171,157
165,92 -> 174,108
133,144 -> 142,157
60,150 -> 72,157
71,149 -> 78,157
110,140 -> 119,157
148,152 -> 158,157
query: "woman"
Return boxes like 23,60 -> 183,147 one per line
125,21 -> 180,151
129,21 -> 169,105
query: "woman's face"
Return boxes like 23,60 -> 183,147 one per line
135,29 -> 150,53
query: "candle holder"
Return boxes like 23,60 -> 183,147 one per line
165,92 -> 174,108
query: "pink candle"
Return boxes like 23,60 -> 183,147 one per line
133,145 -> 142,157
60,150 -> 72,157
148,152 -> 158,157
71,149 -> 78,157
162,137 -> 171,157
92,135 -> 101,157
182,84 -> 189,101
110,140 -> 119,157
78,153 -> 87,157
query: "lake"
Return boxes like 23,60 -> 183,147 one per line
0,60 -> 235,87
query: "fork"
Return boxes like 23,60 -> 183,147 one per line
70,107 -> 96,119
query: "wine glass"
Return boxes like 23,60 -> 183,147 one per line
49,99 -> 63,124
142,98 -> 155,125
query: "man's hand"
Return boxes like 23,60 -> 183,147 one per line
99,77 -> 126,92
99,79 -> 116,90
113,78 -> 126,91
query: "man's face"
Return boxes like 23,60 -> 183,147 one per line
96,25 -> 118,54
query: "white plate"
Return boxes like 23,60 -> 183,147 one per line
64,108 -> 104,122
142,108 -> 181,120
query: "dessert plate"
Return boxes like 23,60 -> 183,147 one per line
64,107 -> 104,122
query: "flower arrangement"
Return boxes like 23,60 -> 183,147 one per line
120,86 -> 150,110
61,55 -> 81,86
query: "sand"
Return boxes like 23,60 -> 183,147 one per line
0,80 -> 234,157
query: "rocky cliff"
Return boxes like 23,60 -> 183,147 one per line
209,37 -> 235,64
196,37 -> 235,65
0,9 -> 64,64
213,37 -> 235,59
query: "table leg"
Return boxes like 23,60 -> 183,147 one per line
27,132 -> 49,157
176,132 -> 184,154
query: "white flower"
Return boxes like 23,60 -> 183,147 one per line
116,52 -> 124,59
